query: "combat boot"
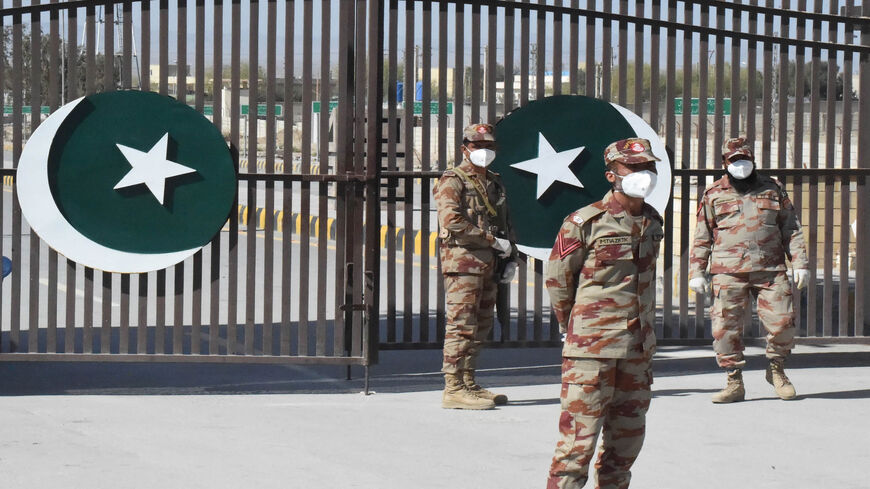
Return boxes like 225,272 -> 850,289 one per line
712,369 -> 745,404
462,369 -> 508,405
442,372 -> 495,410
766,358 -> 796,400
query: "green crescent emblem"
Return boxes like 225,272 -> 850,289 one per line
493,95 -> 672,259
17,90 -> 236,273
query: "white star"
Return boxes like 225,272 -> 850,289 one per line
510,132 -> 585,199
114,133 -> 197,205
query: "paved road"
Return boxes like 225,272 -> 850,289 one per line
0,344 -> 868,488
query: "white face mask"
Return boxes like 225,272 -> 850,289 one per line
727,159 -> 754,179
612,170 -> 657,199
467,148 -> 496,167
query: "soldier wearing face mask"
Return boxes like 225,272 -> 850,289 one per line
545,138 -> 664,489
689,137 -> 809,403
433,123 -> 518,410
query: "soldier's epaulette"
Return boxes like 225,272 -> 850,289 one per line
568,204 -> 607,227
703,176 -> 728,195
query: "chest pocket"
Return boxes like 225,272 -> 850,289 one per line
756,194 -> 780,226
714,199 -> 740,228
593,236 -> 635,285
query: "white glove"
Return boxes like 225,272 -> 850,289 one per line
793,269 -> 809,290
561,333 -> 567,343
493,237 -> 512,258
689,277 -> 710,295
500,261 -> 518,283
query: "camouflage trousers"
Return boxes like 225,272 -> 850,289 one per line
711,271 -> 795,369
547,356 -> 652,489
441,272 -> 498,374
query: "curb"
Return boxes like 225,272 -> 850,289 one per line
236,204 -> 438,257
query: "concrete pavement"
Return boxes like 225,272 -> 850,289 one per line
1,343 -> 869,488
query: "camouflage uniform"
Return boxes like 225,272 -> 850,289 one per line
434,123 -> 515,375
689,139 -> 808,370
545,138 -> 664,489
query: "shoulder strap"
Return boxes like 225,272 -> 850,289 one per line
452,166 -> 497,217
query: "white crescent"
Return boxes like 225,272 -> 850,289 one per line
17,96 -> 200,274
517,102 -> 673,262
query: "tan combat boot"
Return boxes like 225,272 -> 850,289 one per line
766,358 -> 796,400
442,372 -> 495,410
462,370 -> 508,405
712,369 -> 745,404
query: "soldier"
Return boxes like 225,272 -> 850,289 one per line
433,122 -> 518,410
545,138 -> 664,489
689,136 -> 809,403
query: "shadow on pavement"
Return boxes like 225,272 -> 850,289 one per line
1,346 -> 868,396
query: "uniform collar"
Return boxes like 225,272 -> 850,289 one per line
602,190 -> 655,220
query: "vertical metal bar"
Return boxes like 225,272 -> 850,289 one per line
569,0 -> 577,95
28,7 -> 42,353
83,4 -> 96,353
534,257 -> 543,339
584,0 -> 594,97
64,6 -> 79,353
792,0 -> 805,334
102,4 -> 115,354
471,1 -> 481,120
694,1 -> 708,338
822,0 -> 836,337
123,0 -> 133,89
228,0 -> 241,354
420,0 -> 432,342
297,0 -> 312,355
47,0 -> 60,353
435,0 -> 448,343
776,12 -> 788,171
211,0 -> 224,355
520,0 -> 529,105
553,0 -> 563,97
760,0 -> 772,173
663,0 -> 676,337
1,20 -> 7,353
714,3 -> 724,184
9,1 -> 21,352
487,0 -> 498,118
245,0 -> 259,356
746,0 -> 757,149
263,0 -> 276,356
191,0 -> 205,355
455,2 -> 465,164
317,0 -> 330,356
536,0 -> 545,101
352,0 -> 366,356
174,0 -> 187,355
402,0 -> 414,342
138,0 -> 150,354
729,4 -> 739,137
385,0 -> 398,344
633,0 -> 643,114
280,0 -> 294,355
617,0 -> 627,105
678,0 -> 691,338
159,0 -> 168,95
859,0 -> 870,337
840,4 -> 854,337
807,3 -> 821,336
365,0 -> 384,364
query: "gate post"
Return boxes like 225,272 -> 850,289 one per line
364,0 -> 385,367
858,4 -> 870,336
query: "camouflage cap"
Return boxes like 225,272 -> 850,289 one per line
463,123 -> 496,143
722,137 -> 754,160
603,138 -> 660,166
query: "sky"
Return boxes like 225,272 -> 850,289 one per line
1,0 -> 862,79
